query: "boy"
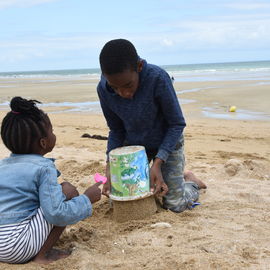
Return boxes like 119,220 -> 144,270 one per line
97,39 -> 206,213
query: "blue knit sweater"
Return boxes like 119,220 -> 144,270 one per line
97,60 -> 186,162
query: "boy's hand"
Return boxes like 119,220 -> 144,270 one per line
61,182 -> 79,200
102,162 -> 111,197
84,182 -> 102,203
102,180 -> 111,197
150,158 -> 168,196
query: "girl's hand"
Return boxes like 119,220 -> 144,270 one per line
150,158 -> 168,196
84,182 -> 102,203
61,182 -> 79,200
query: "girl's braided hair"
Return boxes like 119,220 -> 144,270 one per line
1,96 -> 50,154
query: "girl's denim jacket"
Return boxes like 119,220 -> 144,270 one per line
0,154 -> 92,226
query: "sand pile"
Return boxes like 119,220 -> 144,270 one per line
112,195 -> 157,223
224,158 -> 269,180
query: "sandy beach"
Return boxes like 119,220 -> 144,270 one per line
0,76 -> 270,270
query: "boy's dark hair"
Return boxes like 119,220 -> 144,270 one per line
1,96 -> 50,154
99,39 -> 139,75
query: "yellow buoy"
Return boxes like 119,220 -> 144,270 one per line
229,106 -> 237,112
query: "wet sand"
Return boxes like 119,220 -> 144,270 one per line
1,77 -> 270,118
0,76 -> 270,269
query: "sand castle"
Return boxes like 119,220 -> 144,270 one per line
109,146 -> 157,222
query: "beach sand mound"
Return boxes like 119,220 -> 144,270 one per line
224,158 -> 269,180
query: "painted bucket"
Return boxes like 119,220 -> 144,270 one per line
109,145 -> 151,201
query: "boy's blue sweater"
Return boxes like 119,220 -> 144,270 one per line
97,60 -> 186,162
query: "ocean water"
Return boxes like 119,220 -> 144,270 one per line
0,60 -> 270,82
0,60 -> 270,120
0,68 -> 101,78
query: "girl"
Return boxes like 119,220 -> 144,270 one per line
0,97 -> 101,264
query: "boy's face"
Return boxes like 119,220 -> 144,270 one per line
104,61 -> 143,99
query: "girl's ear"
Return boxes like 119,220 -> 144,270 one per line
39,138 -> 47,149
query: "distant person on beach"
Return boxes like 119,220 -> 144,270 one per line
0,97 -> 102,265
171,76 -> 175,83
97,39 -> 206,213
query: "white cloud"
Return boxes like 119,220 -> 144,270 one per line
0,13 -> 269,65
157,12 -> 270,50
162,38 -> 173,47
0,3 -> 270,70
225,2 -> 270,10
0,0 -> 59,9
0,33 -> 112,66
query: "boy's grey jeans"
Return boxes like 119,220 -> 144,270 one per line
148,135 -> 200,213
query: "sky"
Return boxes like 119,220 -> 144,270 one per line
0,0 -> 270,72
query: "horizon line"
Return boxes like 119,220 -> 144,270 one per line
0,59 -> 270,74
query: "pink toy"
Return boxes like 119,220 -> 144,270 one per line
94,173 -> 107,184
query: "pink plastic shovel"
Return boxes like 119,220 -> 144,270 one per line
94,173 -> 107,184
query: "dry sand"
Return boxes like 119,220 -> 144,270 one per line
0,76 -> 270,269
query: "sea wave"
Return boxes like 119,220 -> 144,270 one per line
1,60 -> 269,80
